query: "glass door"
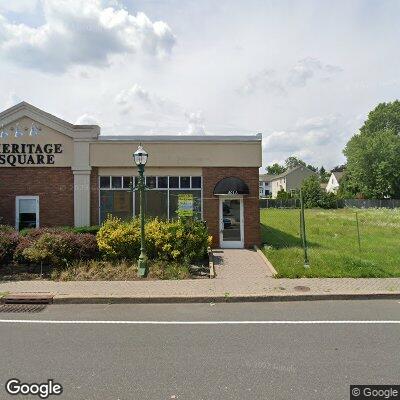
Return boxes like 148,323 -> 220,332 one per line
16,196 -> 39,230
219,197 -> 244,248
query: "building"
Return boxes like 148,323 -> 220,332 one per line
270,165 -> 317,198
326,171 -> 344,194
0,102 -> 262,249
259,174 -> 273,197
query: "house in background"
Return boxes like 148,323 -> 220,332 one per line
270,166 -> 317,198
259,174 -> 274,197
326,171 -> 344,194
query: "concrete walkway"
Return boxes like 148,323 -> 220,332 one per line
0,249 -> 400,303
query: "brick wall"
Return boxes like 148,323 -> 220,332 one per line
202,167 -> 260,248
90,167 -> 99,226
0,167 -> 74,227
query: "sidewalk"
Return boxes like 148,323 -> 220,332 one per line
1,249 -> 400,303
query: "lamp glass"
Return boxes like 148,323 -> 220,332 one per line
133,145 -> 148,166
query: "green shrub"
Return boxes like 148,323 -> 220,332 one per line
0,225 -> 16,233
71,226 -> 100,235
97,216 -> 211,262
20,232 -> 98,267
97,217 -> 141,260
0,231 -> 19,265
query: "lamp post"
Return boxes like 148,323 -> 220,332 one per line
133,144 -> 148,277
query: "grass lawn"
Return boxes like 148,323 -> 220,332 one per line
260,208 -> 400,278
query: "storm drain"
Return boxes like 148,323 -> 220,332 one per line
0,304 -> 47,313
2,293 -> 53,305
293,286 -> 311,292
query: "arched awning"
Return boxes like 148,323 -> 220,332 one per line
213,177 -> 250,195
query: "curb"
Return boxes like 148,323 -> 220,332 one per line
51,292 -> 400,304
254,245 -> 277,276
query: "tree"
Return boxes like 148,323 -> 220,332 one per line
285,156 -> 306,170
301,175 -> 337,208
343,101 -> 400,198
266,163 -> 286,175
319,166 -> 329,183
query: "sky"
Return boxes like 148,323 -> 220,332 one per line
0,0 -> 400,170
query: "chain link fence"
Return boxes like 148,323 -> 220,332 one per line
260,198 -> 400,209
260,203 -> 400,278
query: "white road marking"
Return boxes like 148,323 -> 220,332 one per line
0,320 -> 399,325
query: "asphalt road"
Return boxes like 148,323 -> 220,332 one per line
0,300 -> 399,400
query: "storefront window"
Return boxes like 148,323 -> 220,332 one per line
168,176 -> 178,188
111,176 -> 122,189
192,176 -> 201,188
180,176 -> 190,188
146,176 -> 156,189
169,190 -> 201,220
135,190 -> 168,220
158,176 -> 168,188
99,176 -> 203,223
100,191 -> 133,222
100,176 -> 110,189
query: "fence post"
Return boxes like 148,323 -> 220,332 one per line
300,189 -> 309,267
355,212 -> 361,253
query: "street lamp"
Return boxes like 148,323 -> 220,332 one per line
133,144 -> 148,277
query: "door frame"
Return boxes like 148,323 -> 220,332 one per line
15,196 -> 39,230
219,196 -> 244,248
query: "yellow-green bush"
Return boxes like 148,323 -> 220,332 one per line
97,216 -> 212,262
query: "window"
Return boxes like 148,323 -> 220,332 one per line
100,176 -> 110,189
16,196 -> 39,230
158,176 -> 168,188
169,176 -> 179,188
169,190 -> 201,220
99,175 -> 203,223
192,176 -> 201,188
123,176 -> 133,189
180,176 -> 190,188
111,176 -> 122,189
146,176 -> 157,189
135,190 -> 168,219
100,191 -> 133,222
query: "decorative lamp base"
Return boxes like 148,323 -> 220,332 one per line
137,257 -> 148,278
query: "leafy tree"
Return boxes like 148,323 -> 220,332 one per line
331,164 -> 346,172
266,163 -> 286,175
276,189 -> 293,200
285,156 -> 306,170
301,175 -> 337,208
343,101 -> 400,198
319,166 -> 330,183
306,164 -> 318,173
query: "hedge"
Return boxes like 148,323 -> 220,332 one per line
97,216 -> 211,263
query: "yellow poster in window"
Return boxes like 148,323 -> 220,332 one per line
177,194 -> 193,216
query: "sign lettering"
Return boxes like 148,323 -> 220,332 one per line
0,143 -> 63,166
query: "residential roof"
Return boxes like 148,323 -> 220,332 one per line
259,173 -> 275,182
332,171 -> 345,182
269,165 -> 317,181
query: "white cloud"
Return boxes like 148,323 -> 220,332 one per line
262,114 -> 349,168
287,57 -> 342,87
75,113 -> 99,125
239,58 -> 342,95
0,0 -> 176,73
238,69 -> 286,96
115,83 -> 178,115
186,111 -> 205,135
